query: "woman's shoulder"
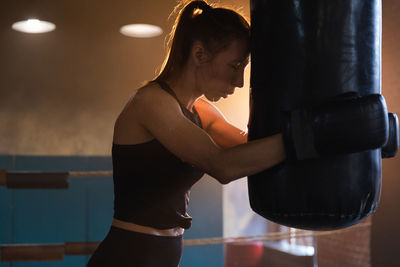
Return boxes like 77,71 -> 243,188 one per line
114,81 -> 171,144
116,82 -> 159,117
120,82 -> 160,111
122,81 -> 182,120
133,81 -> 160,99
130,81 -> 173,105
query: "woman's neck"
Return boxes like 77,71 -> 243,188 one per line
166,67 -> 202,112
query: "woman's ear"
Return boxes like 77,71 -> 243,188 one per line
191,41 -> 211,66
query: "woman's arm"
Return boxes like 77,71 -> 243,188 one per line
194,98 -> 247,148
133,84 -> 286,184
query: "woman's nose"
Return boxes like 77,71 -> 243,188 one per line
232,71 -> 244,88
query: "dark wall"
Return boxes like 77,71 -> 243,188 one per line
0,0 -> 249,156
0,0 -> 175,155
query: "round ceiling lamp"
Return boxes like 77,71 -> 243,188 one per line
120,23 -> 163,38
12,19 -> 56,34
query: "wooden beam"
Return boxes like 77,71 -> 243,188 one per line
6,172 -> 69,189
0,170 -> 113,189
0,244 -> 64,262
65,242 -> 100,255
0,242 -> 100,262
0,169 -> 6,186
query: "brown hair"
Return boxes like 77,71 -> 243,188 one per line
150,0 -> 250,83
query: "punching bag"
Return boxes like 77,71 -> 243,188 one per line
248,0 -> 398,230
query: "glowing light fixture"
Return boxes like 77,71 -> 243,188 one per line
120,23 -> 163,38
12,19 -> 56,34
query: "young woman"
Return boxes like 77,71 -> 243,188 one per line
87,1 -> 285,266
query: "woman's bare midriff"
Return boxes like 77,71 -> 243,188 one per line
112,218 -> 185,237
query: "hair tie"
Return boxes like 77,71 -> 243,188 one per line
192,1 -> 212,18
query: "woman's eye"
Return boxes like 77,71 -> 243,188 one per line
231,64 -> 240,70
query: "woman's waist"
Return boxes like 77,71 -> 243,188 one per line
112,218 -> 184,237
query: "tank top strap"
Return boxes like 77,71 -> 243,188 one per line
157,80 -> 181,104
156,80 -> 203,129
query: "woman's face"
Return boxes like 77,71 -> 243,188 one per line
197,39 -> 250,102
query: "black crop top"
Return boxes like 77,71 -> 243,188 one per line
112,81 -> 205,229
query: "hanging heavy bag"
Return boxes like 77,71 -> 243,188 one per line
248,0 -> 398,230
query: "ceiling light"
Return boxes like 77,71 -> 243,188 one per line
12,19 -> 56,34
120,24 -> 163,38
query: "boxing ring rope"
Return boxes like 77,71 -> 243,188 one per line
0,169 -> 371,261
68,171 -> 113,177
0,222 -> 371,262
0,169 -> 113,189
184,222 -> 370,246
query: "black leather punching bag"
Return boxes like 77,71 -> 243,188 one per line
248,0 -> 397,230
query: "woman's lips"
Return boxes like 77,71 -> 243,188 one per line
225,90 -> 235,97
220,89 -> 235,99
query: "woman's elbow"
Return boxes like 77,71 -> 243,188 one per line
215,174 -> 231,185
206,164 -> 236,185
197,150 -> 237,185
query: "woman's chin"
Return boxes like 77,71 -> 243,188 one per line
205,95 -> 222,102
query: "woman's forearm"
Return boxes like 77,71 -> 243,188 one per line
211,133 -> 286,184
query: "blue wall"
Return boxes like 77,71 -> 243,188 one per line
0,155 -> 223,267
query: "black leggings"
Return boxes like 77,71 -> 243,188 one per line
87,226 -> 183,267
